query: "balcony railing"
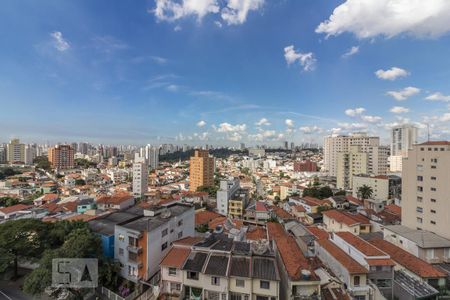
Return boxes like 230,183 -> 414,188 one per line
127,245 -> 143,253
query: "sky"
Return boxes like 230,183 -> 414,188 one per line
1,0 -> 450,146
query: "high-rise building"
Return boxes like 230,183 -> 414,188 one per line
132,154 -> 148,198
324,133 -> 380,177
78,142 -> 89,155
6,139 -> 25,163
389,124 -> 418,172
0,144 -> 7,164
284,141 -> 289,150
24,144 -> 37,165
216,177 -> 241,215
402,141 -> 450,239
48,145 -> 75,169
336,145 -> 369,190
189,150 -> 214,192
143,144 -> 159,170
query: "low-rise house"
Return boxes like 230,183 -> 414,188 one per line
115,203 -> 195,282
0,204 -> 33,221
76,197 -> 96,213
96,193 -> 135,210
33,193 -> 59,206
383,225 -> 450,264
367,237 -> 447,292
322,210 -> 371,235
288,196 -> 332,214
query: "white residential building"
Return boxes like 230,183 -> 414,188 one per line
133,154 -> 148,198
216,178 -> 240,215
389,124 -> 418,172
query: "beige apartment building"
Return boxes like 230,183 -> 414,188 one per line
189,150 -> 214,192
336,145 -> 368,190
6,138 -> 25,163
48,144 -> 74,169
402,141 -> 450,240
324,133 -> 380,176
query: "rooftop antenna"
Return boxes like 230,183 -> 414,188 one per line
427,123 -> 430,142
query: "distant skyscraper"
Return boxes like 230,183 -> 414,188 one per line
48,145 -> 74,169
284,141 -> 289,150
189,150 -> 215,192
144,144 -> 159,170
290,142 -> 295,150
240,143 -> 246,150
78,142 -> 89,155
133,154 -> 148,198
24,144 -> 37,165
6,139 -> 25,163
389,124 -> 418,172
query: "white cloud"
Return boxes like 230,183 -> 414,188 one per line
345,107 -> 365,117
152,0 -> 264,25
50,31 -> 70,51
174,25 -> 182,31
342,46 -> 359,58
387,86 -> 420,101
390,106 -> 410,113
166,84 -> 180,92
216,122 -> 247,133
299,126 -> 323,134
284,45 -> 316,72
255,118 -> 270,126
197,120 -> 206,127
221,0 -> 264,25
285,119 -> 294,127
375,67 -> 409,80
153,0 -> 220,22
338,122 -> 368,130
193,132 -> 209,140
361,115 -> 382,123
150,56 -> 168,64
316,0 -> 450,39
440,113 -> 450,122
425,92 -> 450,102
227,132 -> 243,141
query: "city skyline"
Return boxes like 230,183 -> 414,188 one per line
1,0 -> 450,145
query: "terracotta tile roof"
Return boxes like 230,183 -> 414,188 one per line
0,204 -> 32,214
368,238 -> 446,278
345,195 -> 363,206
256,201 -> 268,212
317,239 -> 368,274
323,210 -> 370,226
42,193 -> 59,202
160,246 -> 191,268
208,217 -> 244,231
302,196 -> 331,207
273,207 -> 294,220
307,226 -> 329,240
366,259 -> 395,266
246,226 -> 267,240
96,193 -> 133,205
267,222 -> 287,240
384,204 -> 401,216
195,210 -> 223,226
335,232 -> 386,257
64,214 -> 97,222
293,205 -> 306,212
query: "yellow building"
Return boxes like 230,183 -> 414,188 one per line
228,189 -> 249,219
336,145 -> 368,190
189,150 -> 214,192
6,138 -> 25,163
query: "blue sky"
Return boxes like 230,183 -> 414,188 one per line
1,0 -> 450,146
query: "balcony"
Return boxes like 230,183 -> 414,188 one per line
426,257 -> 441,264
127,245 -> 143,254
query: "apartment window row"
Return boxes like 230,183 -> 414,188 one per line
420,147 -> 446,151
417,197 -> 438,204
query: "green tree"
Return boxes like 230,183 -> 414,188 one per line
334,190 -> 346,196
197,185 -> 219,198
0,197 -> 19,207
318,186 -> 333,199
357,184 -> 373,200
75,179 -> 86,186
99,258 -> 122,290
0,219 -> 50,278
33,156 -> 51,171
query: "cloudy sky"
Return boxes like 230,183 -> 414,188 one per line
1,0 -> 450,145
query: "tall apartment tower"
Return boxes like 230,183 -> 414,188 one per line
132,154 -> 148,198
336,146 -> 368,190
6,138 -> 25,163
48,145 -> 74,169
144,144 -> 159,170
189,150 -> 215,192
216,177 -> 240,215
324,133 -> 380,176
389,124 -> 418,172
402,141 -> 450,239
0,144 -> 7,164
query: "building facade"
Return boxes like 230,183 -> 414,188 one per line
389,124 -> 418,172
189,150 -> 215,192
48,144 -> 74,169
402,142 -> 450,239
132,154 -> 148,198
6,138 -> 25,163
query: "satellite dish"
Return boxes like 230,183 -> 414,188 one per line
252,240 -> 268,255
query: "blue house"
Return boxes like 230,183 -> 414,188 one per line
77,198 -> 96,214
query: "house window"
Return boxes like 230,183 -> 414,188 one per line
417,186 -> 423,192
161,242 -> 168,251
431,209 -> 436,214
170,282 -> 181,291
444,248 -> 450,258
354,275 -> 360,286
178,219 -> 183,226
168,268 -> 177,276
417,217 -> 423,224
260,280 -> 270,289
417,176 -> 423,181
431,176 -> 437,180
426,249 -> 435,259
236,279 -> 245,287
211,276 -> 220,286
161,228 -> 168,237
178,231 -> 183,239
376,279 -> 391,288
416,207 -> 423,213
417,196 -> 423,202
431,198 -> 437,203
119,248 -> 124,256
431,220 -> 436,225
187,271 -> 198,280
431,187 -> 436,191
